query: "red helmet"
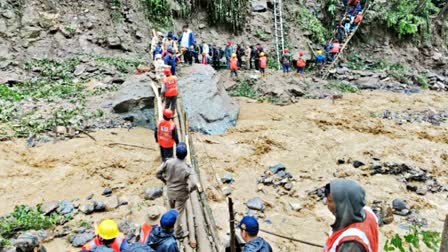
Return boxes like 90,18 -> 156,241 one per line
163,68 -> 172,76
283,48 -> 289,53
299,51 -> 304,56
227,40 -> 232,46
163,109 -> 174,119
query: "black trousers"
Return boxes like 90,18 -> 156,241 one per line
255,59 -> 260,70
160,146 -> 174,162
165,96 -> 177,111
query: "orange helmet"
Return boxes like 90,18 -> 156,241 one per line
299,51 -> 304,56
163,68 -> 172,76
163,109 -> 174,119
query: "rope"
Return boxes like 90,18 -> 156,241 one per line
259,228 -> 324,248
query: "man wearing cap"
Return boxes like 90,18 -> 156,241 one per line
154,109 -> 179,162
81,219 -> 129,252
238,216 -> 272,252
146,210 -> 180,252
323,179 -> 379,252
14,231 -> 46,252
156,142 -> 198,239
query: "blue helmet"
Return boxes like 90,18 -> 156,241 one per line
176,142 -> 188,159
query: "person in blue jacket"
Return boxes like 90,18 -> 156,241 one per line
146,210 -> 180,252
164,48 -> 177,76
238,216 -> 272,252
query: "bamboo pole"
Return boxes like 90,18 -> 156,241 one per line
186,199 -> 197,249
440,215 -> 448,252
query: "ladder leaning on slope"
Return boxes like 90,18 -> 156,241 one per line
273,0 -> 285,70
322,1 -> 372,79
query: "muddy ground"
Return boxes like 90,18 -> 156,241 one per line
1,90 -> 447,251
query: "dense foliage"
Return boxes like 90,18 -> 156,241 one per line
384,225 -> 441,252
296,8 -> 330,44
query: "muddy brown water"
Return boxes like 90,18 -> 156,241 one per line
1,91 -> 447,251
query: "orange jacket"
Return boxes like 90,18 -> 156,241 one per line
259,56 -> 267,69
330,43 -> 341,54
230,58 -> 238,70
354,14 -> 363,25
157,120 -> 176,148
164,76 -> 178,97
82,234 -> 126,252
296,58 -> 306,67
139,223 -> 153,244
324,207 -> 379,252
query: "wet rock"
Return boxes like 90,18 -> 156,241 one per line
41,201 -> 59,215
416,187 -> 427,196
119,220 -> 140,243
392,198 -> 409,211
221,173 -> 235,184
57,200 -> 74,215
111,74 -> 156,129
144,188 -> 163,200
93,200 -> 106,212
79,202 -> 95,215
269,163 -> 286,174
178,65 -> 239,134
353,160 -> 365,168
71,231 -> 95,247
252,1 -> 268,12
102,187 -> 112,197
246,197 -> 265,211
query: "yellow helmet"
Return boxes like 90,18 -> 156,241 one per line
317,50 -> 323,54
97,219 -> 119,240
260,52 -> 265,57
232,53 -> 237,57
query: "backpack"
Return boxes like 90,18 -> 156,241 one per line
296,58 -> 306,67
281,54 -> 291,64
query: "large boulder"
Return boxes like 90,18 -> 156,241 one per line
111,74 -> 156,129
178,65 -> 239,134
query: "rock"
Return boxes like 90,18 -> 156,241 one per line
355,77 -> 381,90
119,220 -> 140,242
221,173 -> 235,184
252,1 -> 268,12
198,24 -> 206,29
383,207 -> 394,225
395,209 -> 410,216
144,188 -> 163,200
71,231 -> 95,247
416,187 -> 427,196
392,198 -> 409,211
289,202 -> 302,211
104,196 -> 120,211
79,202 -> 95,215
406,184 -> 418,192
74,65 -> 85,76
353,160 -> 365,168
246,197 -> 264,211
41,201 -> 59,215
111,74 -> 156,129
102,187 -> 112,197
118,197 -> 129,206
0,71 -> 23,84
86,194 -> 94,200
93,200 -> 106,212
283,183 -> 293,191
57,200 -> 74,215
54,126 -> 67,134
178,65 -> 239,134
269,163 -> 286,174
107,36 -> 121,48
222,187 -> 232,196
337,159 -> 345,165
146,205 -> 165,221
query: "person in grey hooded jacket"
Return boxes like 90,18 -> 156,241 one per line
237,216 -> 272,252
323,179 -> 379,252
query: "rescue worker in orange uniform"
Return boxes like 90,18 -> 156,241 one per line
154,109 -> 179,162
259,52 -> 267,77
329,39 -> 341,61
296,51 -> 306,75
162,68 -> 178,111
230,53 -> 239,79
81,219 -> 129,252
323,179 -> 379,252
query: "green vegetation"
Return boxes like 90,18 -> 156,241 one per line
110,0 -> 124,22
141,0 -> 173,29
255,29 -> 269,42
296,8 -> 330,44
0,205 -> 61,239
64,25 -> 76,36
326,0 -> 339,20
417,73 -> 429,89
330,81 -> 359,93
377,0 -> 439,39
384,225 -> 441,252
267,55 -> 280,70
206,0 -> 249,33
93,55 -> 144,74
229,80 -> 259,99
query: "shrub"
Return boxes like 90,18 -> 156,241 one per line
229,80 -> 258,98
384,225 -> 441,252
297,8 -> 330,44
